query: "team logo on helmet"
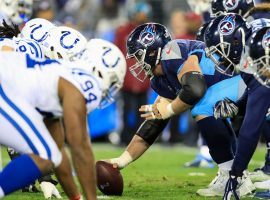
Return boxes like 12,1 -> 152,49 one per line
223,0 -> 239,11
262,29 -> 270,50
218,14 -> 236,35
139,24 -> 156,47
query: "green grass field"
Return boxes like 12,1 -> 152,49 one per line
3,143 -> 266,200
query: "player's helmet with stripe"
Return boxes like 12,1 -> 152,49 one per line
196,21 -> 211,42
242,27 -> 270,87
20,18 -> 55,44
126,23 -> 172,82
204,13 -> 252,76
73,39 -> 127,108
41,26 -> 87,60
0,0 -> 33,24
211,0 -> 254,17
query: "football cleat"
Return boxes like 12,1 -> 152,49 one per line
184,154 -> 214,168
197,169 -> 229,196
254,180 -> 270,190
21,183 -> 39,193
197,170 -> 255,197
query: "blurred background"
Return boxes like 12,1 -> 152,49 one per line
31,0 -> 203,146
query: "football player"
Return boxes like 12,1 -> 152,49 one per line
0,38 -> 126,199
209,0 -> 270,184
106,22 -> 254,197
204,13 -> 270,199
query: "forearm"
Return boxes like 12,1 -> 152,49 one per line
110,119 -> 169,168
55,148 -> 80,199
71,141 -> 96,200
170,97 -> 192,115
126,135 -> 150,161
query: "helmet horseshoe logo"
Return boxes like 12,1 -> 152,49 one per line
30,24 -> 49,43
102,47 -> 120,68
218,14 -> 236,35
60,31 -> 80,49
139,24 -> 156,47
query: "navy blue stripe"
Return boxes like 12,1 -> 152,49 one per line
27,41 -> 40,58
0,108 -> 39,155
0,86 -> 51,159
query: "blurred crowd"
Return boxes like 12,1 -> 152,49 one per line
31,0 -> 203,145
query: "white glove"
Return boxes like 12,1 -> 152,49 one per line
266,107 -> 270,119
139,98 -> 174,120
214,98 -> 239,119
40,181 -> 62,199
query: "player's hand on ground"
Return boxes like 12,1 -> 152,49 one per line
214,98 -> 239,119
40,181 -> 62,199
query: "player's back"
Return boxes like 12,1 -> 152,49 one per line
0,52 -> 102,117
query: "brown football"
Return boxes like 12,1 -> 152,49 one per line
96,161 -> 123,196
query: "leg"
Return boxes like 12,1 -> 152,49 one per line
0,87 -> 62,197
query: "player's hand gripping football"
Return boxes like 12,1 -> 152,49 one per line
139,98 -> 174,120
214,98 -> 239,119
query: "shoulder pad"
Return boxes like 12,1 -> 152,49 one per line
161,40 -> 182,60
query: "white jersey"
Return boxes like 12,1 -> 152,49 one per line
0,52 -> 102,117
0,37 -> 45,59
239,18 -> 270,74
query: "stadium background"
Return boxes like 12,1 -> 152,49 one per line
32,0 -> 203,146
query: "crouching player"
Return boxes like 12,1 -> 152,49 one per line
203,13 -> 270,199
0,39 -> 126,199
106,22 -> 254,197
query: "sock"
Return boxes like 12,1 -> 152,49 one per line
200,145 -> 212,161
218,159 -> 234,171
197,117 -> 234,164
0,187 -> 4,198
0,154 -> 42,195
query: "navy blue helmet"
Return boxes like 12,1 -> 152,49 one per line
211,0 -> 254,17
244,27 -> 270,87
204,13 -> 252,76
196,21 -> 211,42
126,23 -> 172,82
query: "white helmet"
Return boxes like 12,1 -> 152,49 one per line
20,18 -> 56,43
75,39 -> 127,108
0,0 -> 33,24
41,26 -> 87,60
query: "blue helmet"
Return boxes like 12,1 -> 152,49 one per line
211,0 -> 254,17
204,13 -> 252,76
196,21 -> 211,42
126,23 -> 172,82
243,27 -> 270,87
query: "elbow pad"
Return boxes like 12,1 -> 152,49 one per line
178,71 -> 207,105
136,119 -> 170,145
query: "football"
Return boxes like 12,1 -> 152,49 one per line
96,161 -> 124,196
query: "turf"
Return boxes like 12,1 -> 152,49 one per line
3,143 -> 266,200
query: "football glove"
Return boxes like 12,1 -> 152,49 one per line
214,98 -> 239,119
223,173 -> 241,200
266,107 -> 270,119
40,181 -> 62,199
